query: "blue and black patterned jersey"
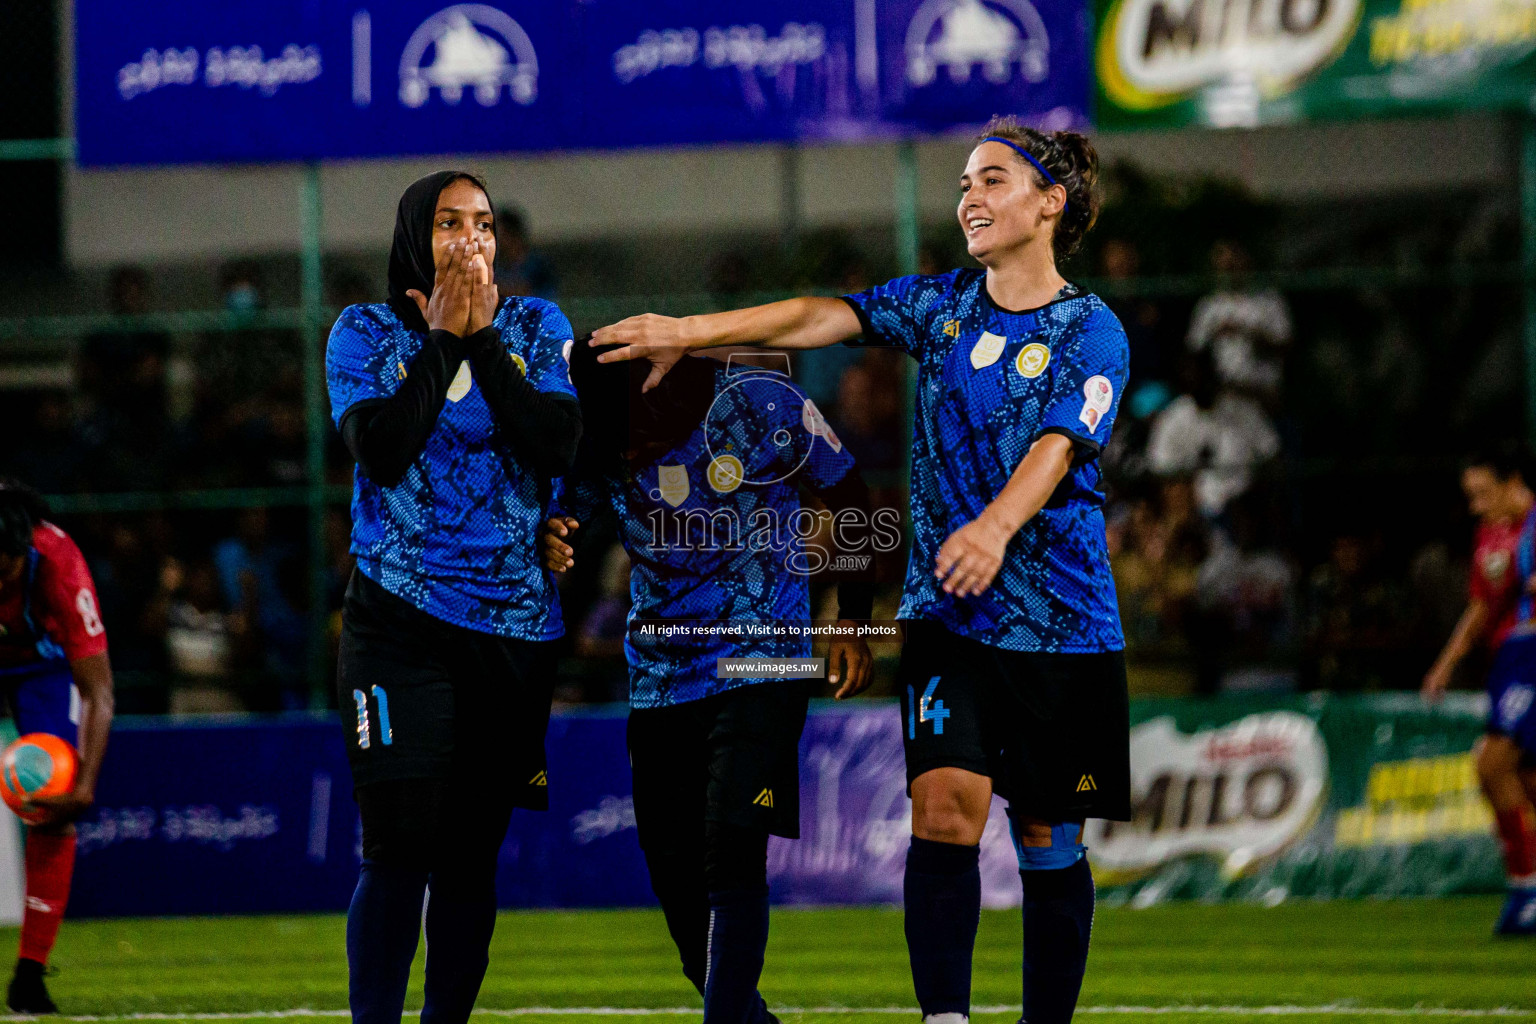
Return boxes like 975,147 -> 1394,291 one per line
326,298 -> 576,639
842,268 -> 1127,653
554,363 -> 858,708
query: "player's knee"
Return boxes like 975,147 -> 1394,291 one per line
1478,735 -> 1520,785
1009,811 -> 1084,872
911,786 -> 987,844
912,805 -> 981,845
911,769 -> 990,844
702,820 -> 768,893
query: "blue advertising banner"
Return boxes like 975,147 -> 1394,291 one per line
62,695 -> 1503,917
65,704 -> 1017,918
73,0 -> 1089,167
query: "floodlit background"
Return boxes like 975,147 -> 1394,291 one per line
0,0 -> 1533,1016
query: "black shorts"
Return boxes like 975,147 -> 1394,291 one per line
336,570 -> 558,809
628,682 -> 809,842
895,620 -> 1131,822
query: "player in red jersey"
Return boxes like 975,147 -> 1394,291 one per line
1423,445 -> 1536,934
0,480 -> 115,1010
1424,448 -> 1534,700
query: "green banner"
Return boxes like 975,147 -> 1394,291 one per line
1088,693 -> 1503,904
1094,0 -> 1536,128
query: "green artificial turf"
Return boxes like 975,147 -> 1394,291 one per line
4,897 -> 1532,1021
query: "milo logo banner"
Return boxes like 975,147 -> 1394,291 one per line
1094,0 -> 1536,127
1086,694 -> 1501,905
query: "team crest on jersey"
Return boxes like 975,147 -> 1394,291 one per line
1079,375 -> 1113,433
446,360 -> 473,402
1015,343 -> 1050,379
510,352 -> 528,376
1484,549 -> 1512,582
707,454 -> 744,493
970,332 -> 1007,369
801,399 -> 843,453
657,465 -> 690,507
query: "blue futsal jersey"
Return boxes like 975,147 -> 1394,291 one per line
326,298 -> 576,639
554,364 -> 859,708
842,268 -> 1128,653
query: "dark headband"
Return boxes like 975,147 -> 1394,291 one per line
982,136 -> 1068,211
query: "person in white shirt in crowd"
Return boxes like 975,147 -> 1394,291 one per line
1185,240 -> 1291,405
1146,349 -> 1279,518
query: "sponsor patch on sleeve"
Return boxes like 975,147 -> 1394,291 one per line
801,399 -> 843,452
1079,375 -> 1113,433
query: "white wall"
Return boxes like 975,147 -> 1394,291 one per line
64,113 -> 1514,267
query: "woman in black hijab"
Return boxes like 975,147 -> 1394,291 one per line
326,171 -> 581,1024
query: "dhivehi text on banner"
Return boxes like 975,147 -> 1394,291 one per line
61,694 -> 1500,916
1094,0 -> 1536,128
74,0 -> 1089,167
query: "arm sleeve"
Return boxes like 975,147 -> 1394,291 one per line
840,272 -> 958,358
551,460 -> 608,524
1036,306 -> 1131,466
1470,529 -> 1498,605
38,527 -> 108,661
466,303 -> 582,479
337,328 -> 465,489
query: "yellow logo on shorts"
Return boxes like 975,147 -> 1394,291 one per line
1076,775 -> 1096,793
707,454 -> 744,493
510,353 -> 528,376
753,788 -> 774,808
530,770 -> 548,787
1015,343 -> 1051,379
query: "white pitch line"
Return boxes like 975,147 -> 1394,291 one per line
0,1011 -> 1491,1021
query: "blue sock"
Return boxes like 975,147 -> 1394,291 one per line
704,886 -> 770,1024
420,872 -> 499,1024
1020,856 -> 1095,1024
347,860 -> 428,1024
903,837 -> 980,1018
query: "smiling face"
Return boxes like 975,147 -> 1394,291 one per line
957,140 -> 1065,267
432,177 -> 496,273
1463,466 -> 1530,525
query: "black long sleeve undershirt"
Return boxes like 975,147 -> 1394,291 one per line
813,470 -> 877,622
462,327 -> 582,478
339,328 -> 464,487
339,327 -> 582,487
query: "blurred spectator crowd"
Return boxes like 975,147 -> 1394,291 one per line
0,178 -> 1518,709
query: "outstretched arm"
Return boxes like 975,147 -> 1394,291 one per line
591,298 -> 861,391
1423,600 -> 1487,701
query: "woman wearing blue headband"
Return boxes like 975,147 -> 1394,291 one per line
592,116 -> 1129,1024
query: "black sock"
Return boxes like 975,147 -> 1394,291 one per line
1020,857 -> 1095,1024
347,860 -> 428,1024
644,847 -> 710,995
904,837 -> 980,1018
420,871 -> 499,1024
704,885 -> 770,1024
